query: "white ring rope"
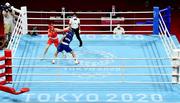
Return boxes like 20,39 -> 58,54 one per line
9,65 -> 176,68
159,27 -> 172,57
7,14 -> 22,49
159,13 -> 177,49
27,10 -> 153,34
8,81 -> 176,84
28,17 -> 153,21
10,57 -> 179,60
158,12 -> 178,61
28,24 -> 153,27
8,16 -> 24,57
159,20 -> 174,52
6,73 -> 180,76
29,30 -> 153,33
27,11 -> 153,14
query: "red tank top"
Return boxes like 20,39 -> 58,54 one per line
48,29 -> 57,38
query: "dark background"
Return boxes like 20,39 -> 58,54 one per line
0,0 -> 180,40
0,0 -> 179,11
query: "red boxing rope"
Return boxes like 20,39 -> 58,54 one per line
0,49 -> 30,95
0,56 -> 5,61
0,73 -> 6,77
0,85 -> 30,95
0,64 -> 6,69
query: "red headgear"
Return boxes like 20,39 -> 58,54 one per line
48,24 -> 54,30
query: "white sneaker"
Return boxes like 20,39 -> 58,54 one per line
74,60 -> 80,64
40,56 -> 45,60
52,60 -> 55,64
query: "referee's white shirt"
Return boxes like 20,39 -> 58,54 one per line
113,27 -> 125,35
69,17 -> 80,29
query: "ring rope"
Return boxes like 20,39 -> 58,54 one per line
29,30 -> 153,33
9,65 -> 176,68
159,20 -> 174,51
27,11 -> 153,14
159,29 -> 172,56
10,57 -> 179,60
27,11 -> 153,34
28,24 -> 153,27
28,17 -> 153,20
7,14 -> 22,49
159,31 -> 171,57
8,81 -> 176,84
6,73 -> 180,76
159,13 -> 177,49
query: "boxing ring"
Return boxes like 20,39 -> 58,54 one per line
0,6 -> 180,102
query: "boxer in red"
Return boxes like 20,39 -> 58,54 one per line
42,23 -> 59,58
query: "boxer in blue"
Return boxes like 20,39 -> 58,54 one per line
52,26 -> 79,64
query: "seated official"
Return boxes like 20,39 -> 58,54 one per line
113,24 -> 125,35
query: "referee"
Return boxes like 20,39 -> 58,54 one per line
69,12 -> 83,47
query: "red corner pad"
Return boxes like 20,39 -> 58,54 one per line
0,85 -> 30,95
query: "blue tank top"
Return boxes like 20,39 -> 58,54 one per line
62,30 -> 74,44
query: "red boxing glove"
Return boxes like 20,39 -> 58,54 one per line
63,28 -> 69,32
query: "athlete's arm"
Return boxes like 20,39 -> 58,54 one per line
69,18 -> 72,28
47,29 -> 52,39
54,27 -> 69,33
54,28 -> 64,32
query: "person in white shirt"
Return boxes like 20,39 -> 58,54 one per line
69,12 -> 83,47
113,24 -> 125,35
2,2 -> 18,45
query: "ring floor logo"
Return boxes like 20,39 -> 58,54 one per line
84,35 -> 145,41
22,93 -> 163,103
65,50 -> 116,73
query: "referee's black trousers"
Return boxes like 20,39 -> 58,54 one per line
72,28 -> 83,47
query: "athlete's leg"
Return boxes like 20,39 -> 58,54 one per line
42,44 -> 51,58
52,50 -> 59,64
52,43 -> 63,64
74,28 -> 83,47
70,51 -> 79,64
